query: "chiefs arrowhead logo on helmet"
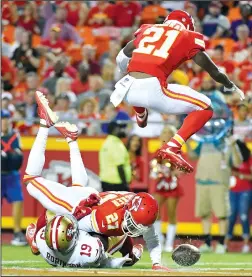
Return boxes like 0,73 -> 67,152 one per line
164,10 -> 195,31
122,193 -> 159,237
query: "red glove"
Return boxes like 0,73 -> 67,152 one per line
80,193 -> 101,208
152,264 -> 171,271
73,206 -> 92,221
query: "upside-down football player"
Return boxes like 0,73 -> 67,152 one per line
23,91 -> 169,271
113,10 -> 245,173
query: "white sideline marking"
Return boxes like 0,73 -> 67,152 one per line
3,261 -> 42,264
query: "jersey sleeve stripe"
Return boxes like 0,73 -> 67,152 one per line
91,210 -> 100,233
162,87 -> 209,109
72,184 -> 83,187
195,38 -> 205,48
31,179 -> 73,212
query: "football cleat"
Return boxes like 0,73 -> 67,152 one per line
54,122 -> 79,141
152,264 -> 171,271
26,223 -> 40,255
156,145 -> 193,173
136,109 -> 148,128
35,91 -> 58,127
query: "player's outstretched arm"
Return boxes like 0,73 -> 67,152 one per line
193,51 -> 245,101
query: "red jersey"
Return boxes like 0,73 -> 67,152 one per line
128,23 -> 205,87
231,157 -> 252,192
91,191 -> 135,236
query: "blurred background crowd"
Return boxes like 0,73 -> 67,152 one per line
1,0 -> 252,137
1,0 -> 252,251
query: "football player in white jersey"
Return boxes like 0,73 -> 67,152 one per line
27,212 -> 132,268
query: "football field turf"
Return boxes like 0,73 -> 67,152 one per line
2,245 -> 252,276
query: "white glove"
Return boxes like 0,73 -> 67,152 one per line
224,84 -> 245,101
105,254 -> 132,269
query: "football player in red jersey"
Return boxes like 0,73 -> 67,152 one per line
23,91 -> 170,271
112,10 -> 245,174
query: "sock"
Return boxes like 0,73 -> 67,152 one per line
169,109 -> 213,147
25,127 -> 49,176
168,134 -> 185,148
154,220 -> 164,244
219,235 -> 225,245
203,234 -> 212,247
69,141 -> 88,186
165,224 -> 176,249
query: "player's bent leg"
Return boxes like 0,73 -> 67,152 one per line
156,84 -> 213,173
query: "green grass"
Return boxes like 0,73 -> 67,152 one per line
2,244 -> 252,271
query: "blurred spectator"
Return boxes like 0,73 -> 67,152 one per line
78,99 -> 100,135
188,62 -> 205,91
76,44 -> 101,75
167,69 -> 189,86
231,2 -> 252,41
20,90 -> 38,125
212,45 -> 235,79
39,24 -> 66,55
17,2 -> 40,34
1,55 -> 16,91
202,1 -> 231,38
232,24 -> 252,62
226,140 -> 252,253
113,1 -> 141,28
160,1 -> 184,11
151,125 -> 183,252
235,43 -> 252,94
11,30 -> 40,73
86,1 -> 114,28
101,103 -> 131,134
184,1 -> 200,26
99,121 -> 131,191
71,63 -> 90,96
131,109 -> 164,138
2,92 -> 16,115
43,58 -> 77,94
42,2 -> 83,44
140,0 -> 168,25
55,77 -> 77,103
126,135 -> 144,185
26,72 -> 40,94
12,68 -> 29,103
1,110 -> 27,246
62,1 -> 89,27
54,93 -> 77,120
80,76 -> 112,111
187,134 -> 242,254
233,104 -> 252,140
2,1 -> 18,25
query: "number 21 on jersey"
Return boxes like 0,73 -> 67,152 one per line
134,26 -> 180,59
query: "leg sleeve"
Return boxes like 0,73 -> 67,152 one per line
69,141 -> 88,187
25,127 -> 49,176
143,225 -> 161,265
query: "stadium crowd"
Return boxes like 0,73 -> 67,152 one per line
1,0 -> 252,250
1,0 -> 252,137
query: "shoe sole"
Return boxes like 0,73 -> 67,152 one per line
157,149 -> 193,173
35,91 -> 58,125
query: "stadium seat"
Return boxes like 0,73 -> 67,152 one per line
2,24 -> 15,44
210,38 -> 235,57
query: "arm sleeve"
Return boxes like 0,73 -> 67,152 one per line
116,49 -> 131,74
142,225 -> 161,265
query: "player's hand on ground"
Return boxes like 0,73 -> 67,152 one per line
124,244 -> 143,266
152,263 -> 171,271
110,254 -> 132,268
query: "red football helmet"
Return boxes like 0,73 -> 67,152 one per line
122,192 -> 159,237
163,10 -> 195,31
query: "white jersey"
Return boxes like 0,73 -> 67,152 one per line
36,227 -> 103,268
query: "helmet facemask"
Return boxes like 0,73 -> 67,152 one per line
122,210 -> 149,237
